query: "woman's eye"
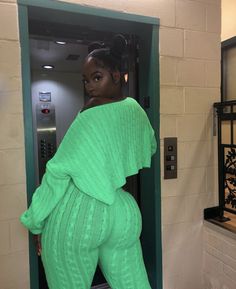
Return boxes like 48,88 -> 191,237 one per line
82,79 -> 88,85
94,75 -> 101,82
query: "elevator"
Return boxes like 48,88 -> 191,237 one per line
19,2 -> 161,288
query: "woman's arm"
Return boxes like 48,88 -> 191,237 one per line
20,166 -> 71,234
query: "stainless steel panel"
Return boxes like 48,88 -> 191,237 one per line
36,103 -> 56,181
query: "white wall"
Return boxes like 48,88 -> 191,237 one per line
0,1 -> 30,289
203,224 -> 236,289
0,1 -> 222,289
222,0 -> 236,41
201,2 -> 236,289
160,1 -> 220,288
223,47 -> 236,100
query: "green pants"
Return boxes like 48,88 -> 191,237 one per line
41,186 -> 151,289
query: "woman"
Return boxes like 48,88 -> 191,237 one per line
20,35 -> 157,289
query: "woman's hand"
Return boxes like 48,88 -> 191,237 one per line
33,234 -> 42,256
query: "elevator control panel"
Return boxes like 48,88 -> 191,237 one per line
39,139 -> 55,159
164,137 -> 177,179
36,103 -> 56,182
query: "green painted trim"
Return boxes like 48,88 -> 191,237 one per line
18,2 -> 161,288
18,5 -> 39,289
17,0 -> 159,25
151,25 -> 162,289
139,25 -> 162,289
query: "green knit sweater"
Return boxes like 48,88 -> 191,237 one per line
20,97 -> 157,234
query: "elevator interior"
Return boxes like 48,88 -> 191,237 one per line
29,12 -> 140,289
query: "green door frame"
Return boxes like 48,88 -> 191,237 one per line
17,1 -> 162,288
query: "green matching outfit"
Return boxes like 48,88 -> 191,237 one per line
20,97 -> 157,289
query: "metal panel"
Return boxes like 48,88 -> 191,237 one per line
36,103 -> 56,181
164,137 -> 177,179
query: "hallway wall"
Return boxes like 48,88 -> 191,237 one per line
222,0 -> 236,41
203,224 -> 236,289
158,1 -> 220,288
0,0 -> 221,289
203,2 -> 236,289
0,1 -> 30,289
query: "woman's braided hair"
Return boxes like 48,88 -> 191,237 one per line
87,34 -> 127,72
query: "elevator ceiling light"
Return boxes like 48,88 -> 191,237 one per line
124,73 -> 129,83
55,41 -> 66,45
42,65 -> 54,70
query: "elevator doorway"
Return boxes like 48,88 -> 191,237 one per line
30,22 -> 140,289
18,1 -> 162,289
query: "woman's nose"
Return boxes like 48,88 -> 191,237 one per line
87,86 -> 94,93
85,82 -> 91,90
85,84 -> 95,95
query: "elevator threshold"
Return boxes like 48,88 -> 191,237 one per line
91,283 -> 110,289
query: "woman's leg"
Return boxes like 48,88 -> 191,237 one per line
41,187 -> 108,289
99,190 -> 151,289
99,240 -> 151,289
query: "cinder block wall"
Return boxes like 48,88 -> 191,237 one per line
0,1 -> 30,289
203,1 -> 236,289
221,0 -> 236,41
203,225 -> 236,289
0,0 -> 222,289
159,1 -> 221,288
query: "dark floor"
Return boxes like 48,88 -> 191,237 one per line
91,284 -> 110,289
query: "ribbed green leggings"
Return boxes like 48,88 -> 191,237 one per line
41,185 -> 151,289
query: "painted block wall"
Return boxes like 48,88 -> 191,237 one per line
203,224 -> 236,289
222,0 -> 236,41
203,2 -> 236,289
0,0 -> 223,289
0,1 -> 30,289
159,1 -> 221,288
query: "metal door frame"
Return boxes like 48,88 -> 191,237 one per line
17,1 -> 162,288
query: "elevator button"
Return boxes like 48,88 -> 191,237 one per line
167,145 -> 173,151
41,109 -> 50,114
166,165 -> 175,171
166,155 -> 175,161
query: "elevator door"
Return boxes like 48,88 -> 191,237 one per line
31,29 -> 139,288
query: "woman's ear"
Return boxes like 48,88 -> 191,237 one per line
112,70 -> 121,84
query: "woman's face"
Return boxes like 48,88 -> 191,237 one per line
82,56 -> 120,99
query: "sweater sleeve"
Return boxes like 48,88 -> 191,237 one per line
151,133 -> 157,156
20,112 -> 107,234
20,168 -> 71,234
20,115 -> 85,234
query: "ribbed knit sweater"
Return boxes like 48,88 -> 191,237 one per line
20,97 -> 157,234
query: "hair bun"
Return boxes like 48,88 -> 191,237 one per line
110,34 -> 127,59
88,42 -> 105,53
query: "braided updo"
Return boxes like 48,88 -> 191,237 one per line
87,34 -> 127,72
